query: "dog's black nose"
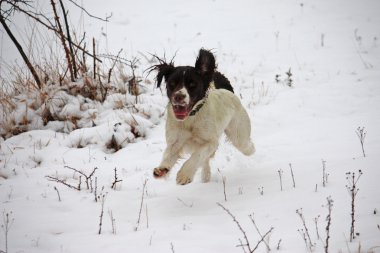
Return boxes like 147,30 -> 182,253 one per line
174,93 -> 186,103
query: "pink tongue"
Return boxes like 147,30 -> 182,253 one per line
173,106 -> 189,119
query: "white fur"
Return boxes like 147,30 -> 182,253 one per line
155,89 -> 255,185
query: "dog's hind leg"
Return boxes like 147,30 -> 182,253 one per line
225,107 -> 255,156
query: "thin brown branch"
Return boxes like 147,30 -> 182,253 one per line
0,11 -> 42,89
217,202 -> 252,253
134,179 -> 148,231
111,167 -> 123,190
251,227 -> 274,252
50,0 -> 74,82
4,3 -> 102,63
67,0 -> 112,22
93,37 -> 96,79
107,49 -> 123,83
59,0 -> 77,79
98,193 -> 107,234
46,175 -> 80,190
64,165 -> 97,190
249,213 -> 271,251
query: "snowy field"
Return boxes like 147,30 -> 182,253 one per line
1,0 -> 380,252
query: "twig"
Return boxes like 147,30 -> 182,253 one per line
249,213 -> 271,251
54,186 -> 61,201
0,10 -> 42,89
67,0 -> 112,22
108,209 -> 116,234
1,210 -> 14,253
278,169 -> 283,191
218,169 -> 227,201
322,160 -> 329,187
289,163 -> 296,188
93,37 -> 96,79
298,228 -> 309,249
177,197 -> 193,208
59,0 -> 77,79
217,202 -> 252,253
51,0 -> 74,82
98,192 -> 107,234
355,127 -> 367,157
64,165 -> 97,190
285,68 -> 293,87
218,203 -> 273,252
251,227 -> 274,252
78,176 -> 82,190
296,208 -> 314,251
276,239 -> 282,250
325,196 -> 334,253
46,175 -> 80,190
314,215 -> 320,240
111,167 -> 123,190
4,1 -> 102,63
346,170 -> 363,242
94,177 -> 98,202
107,49 -> 123,83
134,179 -> 148,231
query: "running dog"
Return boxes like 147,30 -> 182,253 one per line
152,49 -> 255,185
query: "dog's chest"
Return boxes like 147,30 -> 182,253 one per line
166,89 -> 239,145
182,118 -> 212,145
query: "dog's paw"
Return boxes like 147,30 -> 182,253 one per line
242,141 -> 256,156
153,167 -> 169,178
176,170 -> 194,185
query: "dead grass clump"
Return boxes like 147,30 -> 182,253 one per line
1,0 -> 160,141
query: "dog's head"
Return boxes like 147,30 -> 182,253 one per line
153,49 -> 216,121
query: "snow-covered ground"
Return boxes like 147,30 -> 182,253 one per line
1,0 -> 380,252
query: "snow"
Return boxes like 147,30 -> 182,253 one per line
1,0 -> 380,252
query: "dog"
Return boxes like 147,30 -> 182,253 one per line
152,49 -> 255,185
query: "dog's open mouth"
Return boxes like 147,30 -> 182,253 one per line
172,104 -> 190,120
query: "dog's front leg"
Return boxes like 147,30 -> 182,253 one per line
153,130 -> 191,179
176,142 -> 218,185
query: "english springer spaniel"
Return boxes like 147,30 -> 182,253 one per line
152,49 -> 255,185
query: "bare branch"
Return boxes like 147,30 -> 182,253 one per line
249,213 -> 271,251
0,9 -> 42,88
251,227 -> 274,252
217,202 -> 252,253
67,0 -> 112,22
64,165 -> 97,190
50,0 -> 74,81
134,179 -> 148,231
111,167 -> 123,190
46,175 -> 80,190
59,0 -> 77,79
4,1 -> 102,62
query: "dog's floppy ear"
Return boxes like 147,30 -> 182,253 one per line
195,49 -> 216,75
153,62 -> 175,88
147,53 -> 176,88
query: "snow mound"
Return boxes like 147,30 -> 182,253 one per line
0,78 -> 167,152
